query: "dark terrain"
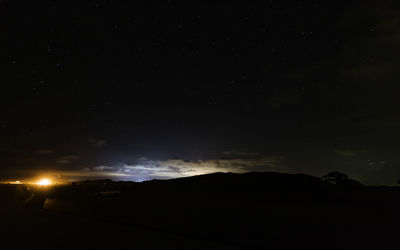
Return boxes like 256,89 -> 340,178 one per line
1,172 -> 399,249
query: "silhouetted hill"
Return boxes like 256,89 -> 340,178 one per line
139,172 -> 330,192
120,172 -> 366,203
2,172 -> 399,250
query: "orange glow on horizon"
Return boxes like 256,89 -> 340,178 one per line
6,181 -> 21,184
37,178 -> 52,186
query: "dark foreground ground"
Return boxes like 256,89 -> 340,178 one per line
1,172 -> 400,250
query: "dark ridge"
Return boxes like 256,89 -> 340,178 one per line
138,171 -> 331,192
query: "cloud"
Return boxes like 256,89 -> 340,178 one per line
57,155 -> 80,164
89,139 -> 107,148
35,149 -> 54,155
59,170 -> 130,179
339,1 -> 400,86
60,154 -> 283,182
93,165 -> 115,171
221,150 -> 260,157
335,1 -> 400,143
334,150 -> 358,157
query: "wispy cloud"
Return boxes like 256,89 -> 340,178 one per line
35,149 -> 54,155
59,154 -> 283,181
89,139 -> 107,148
93,165 -> 115,171
334,150 -> 358,157
57,155 -> 80,164
221,150 -> 260,157
340,0 -> 400,84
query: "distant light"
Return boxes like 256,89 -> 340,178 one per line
8,181 -> 21,185
37,179 -> 52,186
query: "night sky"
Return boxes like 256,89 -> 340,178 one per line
2,1 -> 400,184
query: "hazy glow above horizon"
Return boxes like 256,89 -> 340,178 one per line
37,178 -> 52,186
